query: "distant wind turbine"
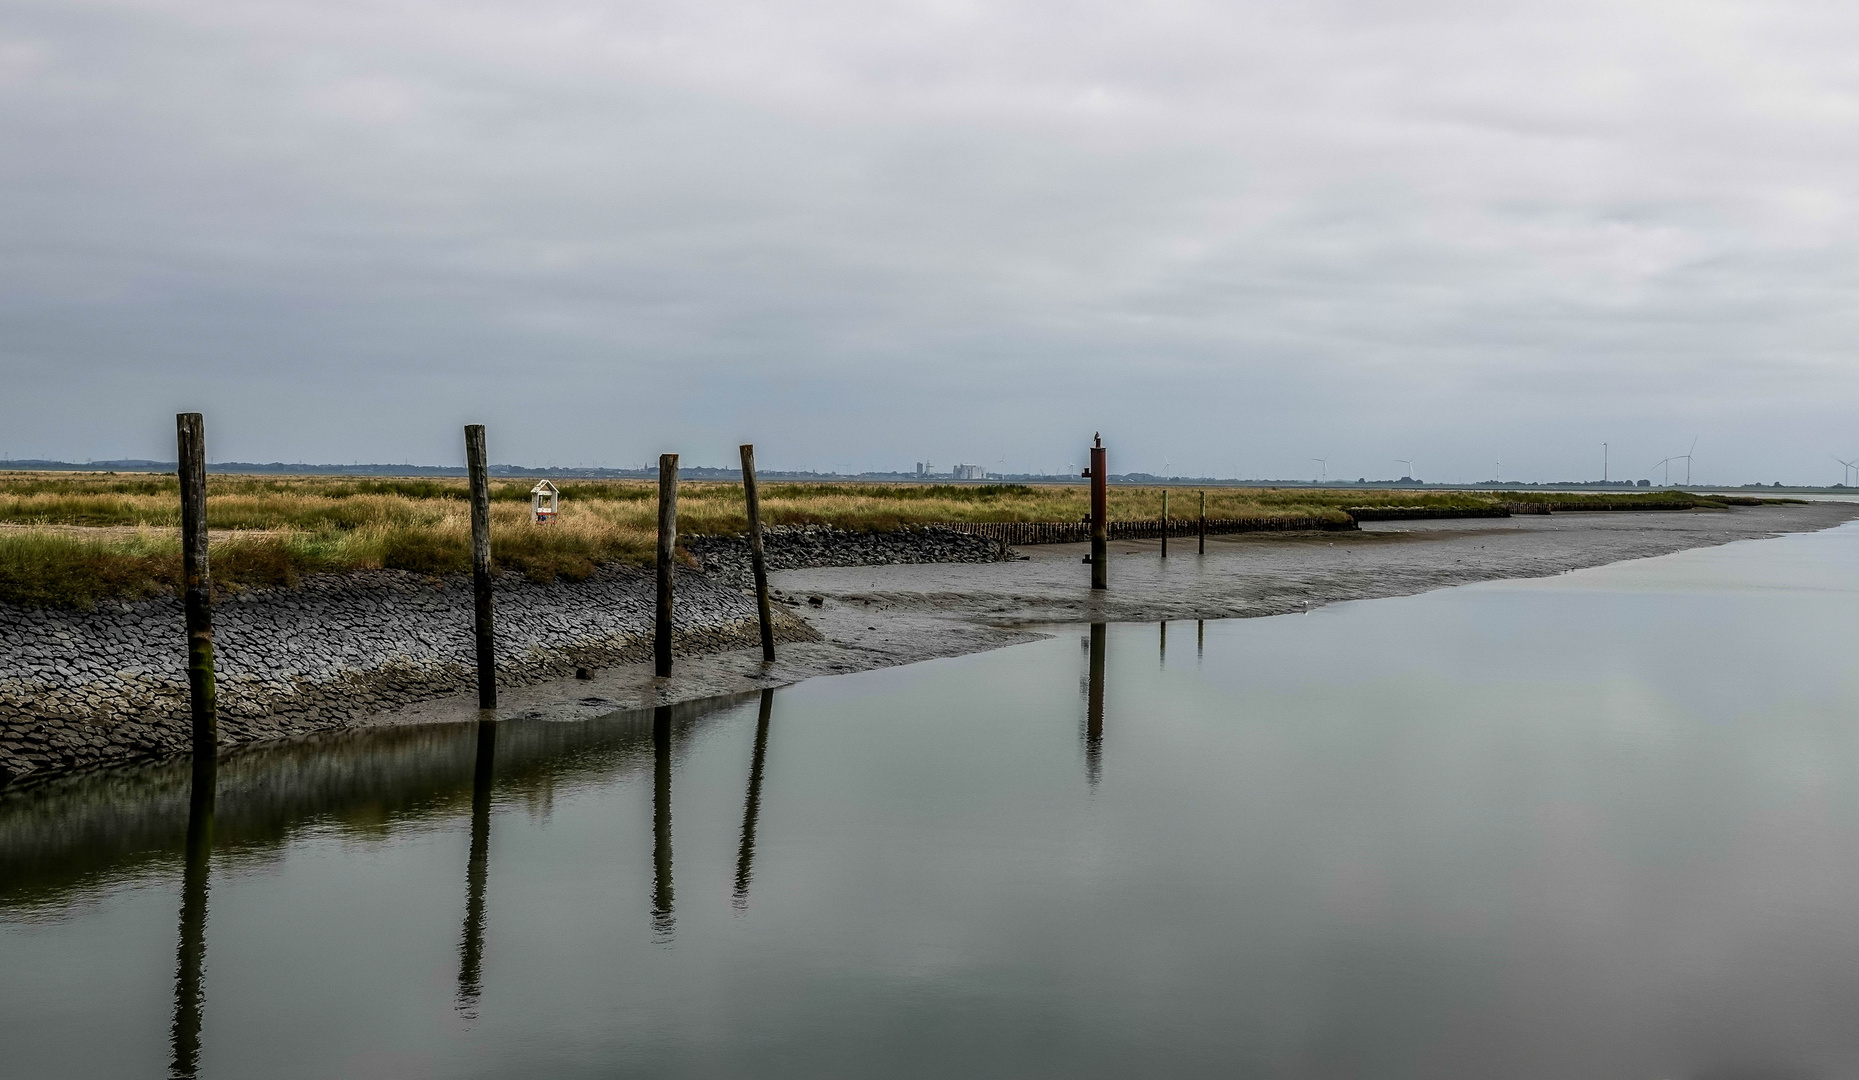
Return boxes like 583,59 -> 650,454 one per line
1311,457 -> 1327,483
1394,458 -> 1412,482
1837,457 -> 1856,486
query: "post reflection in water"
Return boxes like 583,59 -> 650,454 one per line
1158,620 -> 1167,665
651,705 -> 674,940
455,717 -> 497,1020
1197,619 -> 1204,661
1084,623 -> 1106,787
733,690 -> 774,911
168,755 -> 215,1080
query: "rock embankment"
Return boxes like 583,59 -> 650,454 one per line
0,566 -> 817,788
686,524 -> 1005,588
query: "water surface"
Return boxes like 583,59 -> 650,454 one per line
8,525 -> 1859,1078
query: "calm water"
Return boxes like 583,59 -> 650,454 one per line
8,526 -> 1859,1078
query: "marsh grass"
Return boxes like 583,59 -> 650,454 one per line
0,471 -> 1774,608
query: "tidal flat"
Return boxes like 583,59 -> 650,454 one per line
7,520 -> 1859,1077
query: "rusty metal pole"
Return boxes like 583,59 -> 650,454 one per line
1089,435 -> 1107,590
176,413 -> 217,757
739,444 -> 775,662
1199,490 -> 1206,555
656,454 -> 679,677
465,425 -> 496,710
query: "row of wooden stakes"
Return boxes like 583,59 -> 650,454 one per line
171,415 -> 781,757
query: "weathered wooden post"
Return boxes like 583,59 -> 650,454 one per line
656,454 -> 679,677
464,425 -> 496,710
1161,489 -> 1169,558
1199,490 -> 1206,555
176,414 -> 217,758
739,445 -> 775,663
1088,434 -> 1107,590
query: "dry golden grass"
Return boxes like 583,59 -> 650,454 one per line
0,471 -> 1758,608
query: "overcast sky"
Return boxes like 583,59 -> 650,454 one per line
4,0 -> 1858,482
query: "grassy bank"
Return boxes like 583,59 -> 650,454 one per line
0,472 -> 1784,609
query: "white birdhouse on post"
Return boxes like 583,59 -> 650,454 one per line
530,480 -> 560,523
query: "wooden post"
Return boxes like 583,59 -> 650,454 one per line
739,445 -> 774,663
176,413 -> 217,758
1161,489 -> 1168,558
465,425 -> 496,710
1089,435 -> 1107,590
656,454 -> 679,677
1199,490 -> 1206,555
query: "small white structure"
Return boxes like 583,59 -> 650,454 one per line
530,480 -> 560,523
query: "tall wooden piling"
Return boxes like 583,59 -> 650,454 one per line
176,413 -> 217,757
464,425 -> 496,710
1198,491 -> 1206,555
739,445 -> 774,663
1089,435 -> 1107,590
656,454 -> 679,677
1161,489 -> 1169,558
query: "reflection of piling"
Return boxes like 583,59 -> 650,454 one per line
1085,623 -> 1105,786
739,445 -> 776,663
1161,489 -> 1169,558
651,706 -> 674,938
456,719 -> 496,1018
733,690 -> 774,910
1197,619 -> 1204,660
169,755 -> 215,1080
656,456 -> 679,678
1088,436 -> 1107,590
1159,620 -> 1167,665
176,414 -> 217,757
465,425 -> 497,710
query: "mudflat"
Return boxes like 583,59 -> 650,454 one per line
378,502 -> 1859,729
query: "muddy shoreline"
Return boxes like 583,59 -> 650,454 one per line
5,503 -> 1855,788
371,502 -> 1859,731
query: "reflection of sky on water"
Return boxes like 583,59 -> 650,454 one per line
8,524 -> 1859,1077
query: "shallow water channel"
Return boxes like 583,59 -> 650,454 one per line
8,524 -> 1859,1078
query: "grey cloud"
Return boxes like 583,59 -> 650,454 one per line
3,0 -> 1858,482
